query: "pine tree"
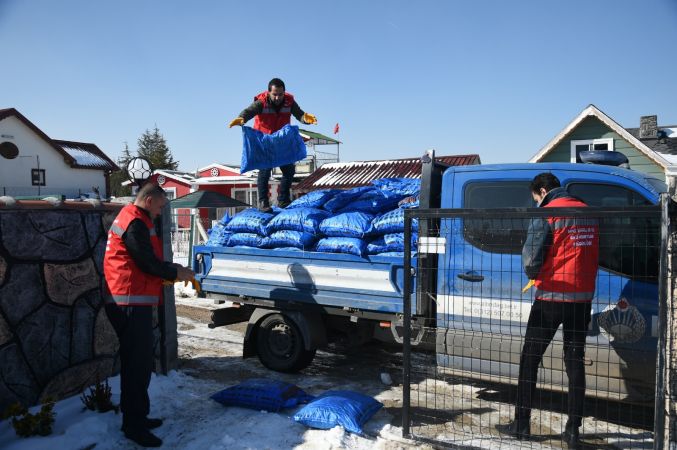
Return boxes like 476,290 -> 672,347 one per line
109,142 -> 133,198
137,126 -> 178,170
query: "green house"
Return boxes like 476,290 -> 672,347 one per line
530,104 -> 676,185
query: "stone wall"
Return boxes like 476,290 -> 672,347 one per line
0,201 -> 174,411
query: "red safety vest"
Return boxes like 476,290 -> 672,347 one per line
534,196 -> 599,302
253,91 -> 295,134
104,204 -> 164,306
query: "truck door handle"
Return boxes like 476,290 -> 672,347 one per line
457,271 -> 484,282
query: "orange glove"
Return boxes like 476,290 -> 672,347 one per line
228,117 -> 244,128
521,279 -> 535,293
303,113 -> 317,125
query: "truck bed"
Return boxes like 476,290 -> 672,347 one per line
193,246 -> 415,314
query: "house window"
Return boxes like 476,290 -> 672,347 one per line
232,188 -> 257,211
570,138 -> 614,163
31,169 -> 45,186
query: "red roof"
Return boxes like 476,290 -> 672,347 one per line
293,154 -> 480,193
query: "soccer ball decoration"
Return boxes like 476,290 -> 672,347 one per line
126,157 -> 153,184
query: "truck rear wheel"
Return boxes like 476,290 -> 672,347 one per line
256,314 -> 316,372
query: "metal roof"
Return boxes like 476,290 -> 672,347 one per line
53,140 -> 119,170
298,129 -> 341,144
293,154 -> 480,193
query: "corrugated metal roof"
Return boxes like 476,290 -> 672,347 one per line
293,154 -> 480,193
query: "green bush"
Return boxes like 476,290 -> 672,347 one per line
81,378 -> 118,413
3,399 -> 56,437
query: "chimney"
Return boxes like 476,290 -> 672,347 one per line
639,115 -> 658,139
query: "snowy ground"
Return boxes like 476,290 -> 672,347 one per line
0,288 -> 655,449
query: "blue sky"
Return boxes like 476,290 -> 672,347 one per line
1,0 -> 676,171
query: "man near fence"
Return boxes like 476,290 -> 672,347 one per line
104,182 -> 195,447
497,173 -> 599,448
228,77 -> 317,212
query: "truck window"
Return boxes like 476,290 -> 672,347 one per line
463,181 -> 533,254
567,183 -> 659,281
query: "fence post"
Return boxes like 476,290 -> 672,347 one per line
159,203 -> 179,374
657,194 -> 675,449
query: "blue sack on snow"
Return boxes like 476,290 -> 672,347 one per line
266,207 -> 330,234
240,125 -> 307,173
371,177 -> 421,197
319,212 -> 375,238
293,390 -> 383,434
323,186 -> 374,212
287,189 -> 340,209
227,233 -> 268,248
205,222 -> 232,247
315,237 -> 367,257
371,208 -> 419,234
211,379 -> 313,412
225,208 -> 275,236
266,230 -> 317,250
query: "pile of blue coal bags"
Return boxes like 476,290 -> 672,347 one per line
205,213 -> 233,247
205,178 -> 420,257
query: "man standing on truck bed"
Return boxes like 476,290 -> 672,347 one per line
228,78 -> 318,212
497,173 -> 599,449
104,182 -> 195,447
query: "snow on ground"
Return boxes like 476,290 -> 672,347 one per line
0,290 -> 655,449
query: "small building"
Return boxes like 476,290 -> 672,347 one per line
293,154 -> 481,195
0,108 -> 119,198
530,104 -> 676,185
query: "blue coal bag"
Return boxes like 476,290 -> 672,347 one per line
205,222 -> 232,247
366,236 -> 403,254
371,208 -> 419,234
211,379 -> 313,412
266,230 -> 317,250
287,189 -> 341,209
337,190 -> 404,215
315,237 -> 367,257
319,212 -> 375,238
227,233 -> 268,248
371,177 -> 421,197
240,125 -> 307,173
293,390 -> 383,434
225,208 -> 275,236
383,232 -> 418,249
266,207 -> 330,234
323,186 -> 374,212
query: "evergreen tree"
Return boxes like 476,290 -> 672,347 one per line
109,142 -> 133,198
137,126 -> 178,170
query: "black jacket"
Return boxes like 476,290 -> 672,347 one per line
123,209 -> 177,281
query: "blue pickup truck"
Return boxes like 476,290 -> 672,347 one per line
193,151 -> 666,402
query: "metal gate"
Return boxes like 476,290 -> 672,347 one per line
402,197 -> 671,449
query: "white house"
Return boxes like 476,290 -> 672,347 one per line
0,108 -> 119,198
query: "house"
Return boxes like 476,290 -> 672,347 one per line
530,104 -> 677,186
0,108 -> 119,198
293,154 -> 481,195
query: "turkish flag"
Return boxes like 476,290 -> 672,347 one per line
333,123 -> 340,134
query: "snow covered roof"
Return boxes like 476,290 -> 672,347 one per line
53,140 -> 118,170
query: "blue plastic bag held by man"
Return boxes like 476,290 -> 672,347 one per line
228,78 -> 318,212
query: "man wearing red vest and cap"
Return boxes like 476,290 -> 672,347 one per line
228,78 -> 317,212
104,183 -> 194,447
497,173 -> 599,449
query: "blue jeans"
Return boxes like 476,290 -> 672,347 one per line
258,164 -> 295,204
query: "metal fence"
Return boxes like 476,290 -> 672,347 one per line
169,212 -> 212,266
402,203 -> 668,449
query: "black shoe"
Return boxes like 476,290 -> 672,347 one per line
144,417 -> 163,429
496,419 -> 531,440
123,426 -> 163,447
562,425 -> 580,449
277,200 -> 290,209
258,201 -> 273,213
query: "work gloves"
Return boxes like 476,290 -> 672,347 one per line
303,113 -> 317,125
228,117 -> 245,128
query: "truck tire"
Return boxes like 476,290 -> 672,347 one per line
256,314 -> 316,373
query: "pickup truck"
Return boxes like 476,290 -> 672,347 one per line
193,150 -> 666,402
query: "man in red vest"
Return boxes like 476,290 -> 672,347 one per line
228,78 -> 317,212
104,183 -> 194,447
497,173 -> 599,449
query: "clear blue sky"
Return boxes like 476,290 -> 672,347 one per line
1,0 -> 676,170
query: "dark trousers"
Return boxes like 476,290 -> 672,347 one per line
105,304 -> 154,428
516,300 -> 592,428
257,163 -> 295,204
